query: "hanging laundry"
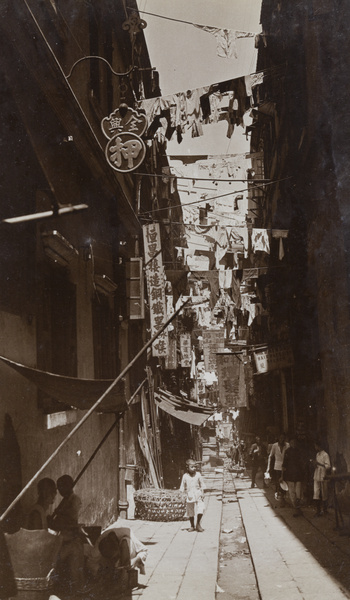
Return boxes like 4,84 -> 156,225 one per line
251,229 -> 270,254
214,226 -> 229,248
192,270 -> 220,309
215,245 -> 228,268
208,92 -> 224,124
193,25 -> 256,60
244,72 -> 265,98
218,269 -> 233,290
230,272 -> 241,307
227,227 -> 248,255
187,254 -> 210,271
199,86 -> 213,121
185,89 -> 203,137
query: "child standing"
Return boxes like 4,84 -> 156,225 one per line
180,459 -> 205,532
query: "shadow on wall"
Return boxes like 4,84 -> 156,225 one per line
0,414 -> 23,533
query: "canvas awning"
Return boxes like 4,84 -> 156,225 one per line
0,356 -> 126,413
154,389 -> 213,426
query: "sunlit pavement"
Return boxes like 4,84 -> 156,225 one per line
68,446 -> 350,600
127,464 -> 350,600
232,471 -> 350,599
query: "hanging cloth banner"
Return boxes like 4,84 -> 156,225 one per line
193,25 -> 257,60
202,328 -> 226,372
143,223 -> 169,357
0,356 -> 126,413
217,352 -> 247,408
180,333 -> 192,367
154,389 -> 212,426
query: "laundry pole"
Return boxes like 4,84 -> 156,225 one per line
0,299 -> 190,523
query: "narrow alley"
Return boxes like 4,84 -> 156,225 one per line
1,2 -> 350,600
104,445 -> 350,600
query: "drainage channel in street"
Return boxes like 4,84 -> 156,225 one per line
216,468 -> 259,600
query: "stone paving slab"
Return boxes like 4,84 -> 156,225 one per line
128,471 -> 223,600
233,473 -> 350,600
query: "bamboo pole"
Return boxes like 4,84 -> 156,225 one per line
0,301 -> 189,523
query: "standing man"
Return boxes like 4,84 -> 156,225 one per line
312,439 -> 331,517
249,436 -> 266,488
50,474 -> 85,594
282,437 -> 304,516
267,433 -> 289,506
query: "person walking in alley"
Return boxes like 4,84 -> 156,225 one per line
266,433 -> 289,506
282,437 -> 304,517
312,439 -> 331,517
180,459 -> 205,532
249,436 -> 266,488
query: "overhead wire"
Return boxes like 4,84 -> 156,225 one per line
126,5 -> 260,33
138,177 -> 292,217
134,171 -> 270,183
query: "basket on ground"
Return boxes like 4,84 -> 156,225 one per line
134,488 -> 186,522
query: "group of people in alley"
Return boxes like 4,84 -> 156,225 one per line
229,432 -> 331,518
3,473 -> 148,599
2,457 -> 206,600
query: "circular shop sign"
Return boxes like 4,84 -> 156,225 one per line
105,132 -> 146,173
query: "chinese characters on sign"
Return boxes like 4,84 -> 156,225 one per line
217,353 -> 247,408
101,106 -> 148,139
253,343 -> 294,374
143,223 -> 168,357
165,336 -> 177,370
102,105 -> 147,173
202,329 -> 225,372
196,378 -> 207,406
180,333 -> 192,367
105,132 -> 146,173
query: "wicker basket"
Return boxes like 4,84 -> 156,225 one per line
134,488 -> 187,522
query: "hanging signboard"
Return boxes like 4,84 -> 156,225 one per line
180,333 -> 192,367
165,336 -> 177,370
143,223 -> 168,357
253,343 -> 294,374
202,328 -> 225,372
102,104 -> 147,173
196,378 -> 207,406
217,353 -> 247,408
105,132 -> 146,173
101,105 -> 148,139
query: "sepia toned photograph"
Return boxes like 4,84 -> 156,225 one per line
1,1 -> 350,599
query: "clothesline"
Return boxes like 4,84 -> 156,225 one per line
127,6 -> 260,34
138,177 -> 291,216
135,171 -> 270,183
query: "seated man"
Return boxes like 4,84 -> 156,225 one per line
50,475 -> 82,532
50,475 -> 85,594
27,478 -> 57,530
86,520 -> 148,582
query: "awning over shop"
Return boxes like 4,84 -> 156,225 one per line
154,389 -> 213,426
0,356 -> 126,413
